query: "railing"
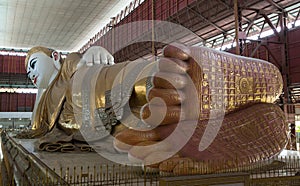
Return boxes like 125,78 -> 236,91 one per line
19,156 -> 300,185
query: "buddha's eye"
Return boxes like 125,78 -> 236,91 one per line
29,57 -> 37,69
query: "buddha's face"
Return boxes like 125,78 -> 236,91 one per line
26,52 -> 55,88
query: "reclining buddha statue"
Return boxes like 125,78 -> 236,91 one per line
17,43 -> 288,174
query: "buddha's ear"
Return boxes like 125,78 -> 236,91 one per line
52,51 -> 61,70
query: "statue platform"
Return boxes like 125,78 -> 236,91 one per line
1,130 -> 300,185
0,130 -> 145,185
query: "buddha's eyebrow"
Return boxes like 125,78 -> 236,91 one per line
29,57 -> 37,66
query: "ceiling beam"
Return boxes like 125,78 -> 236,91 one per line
261,13 -> 280,38
294,8 -> 300,27
216,0 -> 261,31
186,6 -> 226,34
244,12 -> 260,34
265,0 -> 284,11
243,7 -> 281,38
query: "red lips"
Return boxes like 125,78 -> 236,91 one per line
33,76 -> 38,84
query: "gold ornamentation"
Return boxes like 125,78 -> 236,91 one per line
236,77 -> 253,94
239,78 -> 250,94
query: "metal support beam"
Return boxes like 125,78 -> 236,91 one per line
265,0 -> 283,12
258,21 -> 266,38
279,10 -> 295,150
293,8 -> 300,27
218,0 -> 261,30
244,12 -> 260,35
279,11 -> 290,103
238,8 -> 244,55
250,42 -> 262,58
234,0 -> 242,55
220,34 -> 226,49
261,13 -> 280,38
187,6 -> 226,34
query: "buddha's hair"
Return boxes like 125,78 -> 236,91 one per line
25,46 -> 55,69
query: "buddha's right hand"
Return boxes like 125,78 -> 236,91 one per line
77,46 -> 114,69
